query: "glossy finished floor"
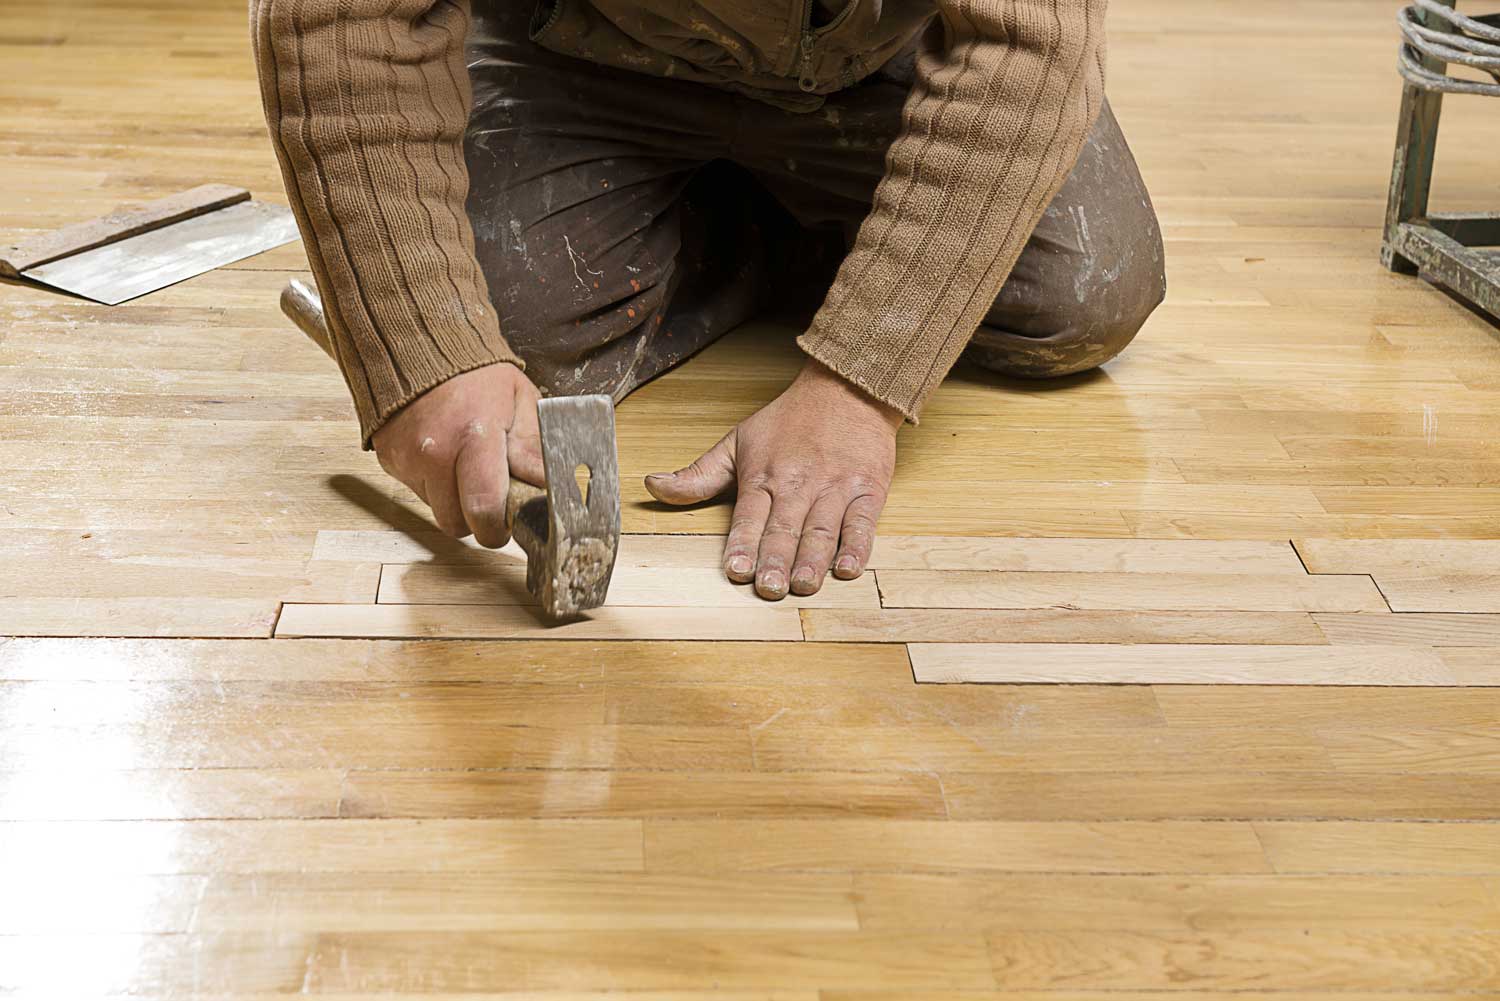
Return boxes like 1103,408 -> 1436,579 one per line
4,0 -> 1500,995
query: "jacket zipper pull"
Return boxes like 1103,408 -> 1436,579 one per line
797,32 -> 817,92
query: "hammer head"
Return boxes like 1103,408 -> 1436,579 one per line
510,394 -> 621,618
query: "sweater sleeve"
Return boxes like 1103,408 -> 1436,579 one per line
250,0 -> 523,447
797,0 -> 1107,422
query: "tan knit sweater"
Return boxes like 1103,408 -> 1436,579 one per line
251,0 -> 1106,444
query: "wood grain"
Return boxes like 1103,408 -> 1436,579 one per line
802,608 -> 1328,644
877,572 -> 1389,612
910,644 -> 1456,686
275,602 -> 805,640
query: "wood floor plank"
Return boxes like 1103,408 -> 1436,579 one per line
941,772 -> 1500,821
752,725 -> 1332,773
1256,822 -> 1500,874
910,643 -> 1455,686
0,597 -> 278,637
1377,575 -> 1500,613
192,872 -> 860,932
1154,687 -> 1500,730
644,820 -> 1271,874
1318,728 -> 1500,774
1,873 -> 203,934
337,769 -> 947,820
877,571 -> 1388,612
802,608 -> 1327,644
292,930 -> 997,991
607,683 -> 1164,728
1296,538 -> 1500,576
1314,612 -> 1500,646
0,768 -> 341,820
274,602 -> 805,640
1441,648 -> 1500,685
377,561 -> 880,609
853,873 -> 1500,931
981,927 -> 1500,989
0,819 -> 645,875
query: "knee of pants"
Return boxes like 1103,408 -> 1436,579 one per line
967,244 -> 1166,380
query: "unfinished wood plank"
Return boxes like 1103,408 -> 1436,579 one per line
1440,648 -> 1500,685
377,561 -> 880,609
982,927 -> 1500,990
802,608 -> 1327,644
0,598 -> 278,637
191,872 -> 860,932
274,602 -> 804,641
877,571 -> 1388,612
940,771 -> 1500,821
852,873 -> 1500,931
1255,821 -> 1500,874
337,770 -> 947,820
0,819 -> 644,875
1377,575 -> 1500,613
910,644 -> 1455,686
317,531 -> 1305,573
1315,611 -> 1500,646
643,820 -> 1271,874
1296,538 -> 1500,575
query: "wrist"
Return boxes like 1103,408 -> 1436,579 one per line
794,359 -> 905,430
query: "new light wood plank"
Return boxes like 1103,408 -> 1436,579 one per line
318,531 -> 1304,573
802,608 -> 1327,644
1315,612 -> 1500,647
910,644 -> 1455,686
377,561 -> 880,609
1318,728 -> 1500,774
1378,576 -> 1500,613
337,769 -> 947,820
1255,821 -> 1500,874
0,819 -> 645,875
1296,538 -> 1500,575
274,602 -> 804,640
1439,647 -> 1500,686
878,572 -> 1388,612
644,820 -> 1271,874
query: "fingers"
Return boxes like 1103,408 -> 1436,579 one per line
789,492 -> 845,595
723,486 -> 771,584
754,490 -> 814,600
454,424 -> 512,548
645,434 -> 736,506
833,491 -> 886,579
507,382 -> 547,487
423,468 -> 468,539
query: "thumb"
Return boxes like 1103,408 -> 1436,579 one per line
645,433 -> 736,505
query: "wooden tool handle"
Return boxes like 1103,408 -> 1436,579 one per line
1,184 -> 250,278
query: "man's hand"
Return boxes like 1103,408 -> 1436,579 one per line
645,359 -> 903,600
372,362 -> 546,548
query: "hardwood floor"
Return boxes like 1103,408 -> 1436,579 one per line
3,0 -> 1500,995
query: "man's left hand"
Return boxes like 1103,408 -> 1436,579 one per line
645,359 -> 903,599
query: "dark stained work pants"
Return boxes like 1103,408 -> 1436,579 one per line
463,4 -> 1166,405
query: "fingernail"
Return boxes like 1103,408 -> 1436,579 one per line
759,571 -> 787,597
727,556 -> 753,576
791,566 -> 817,590
835,556 -> 859,577
646,471 -> 674,481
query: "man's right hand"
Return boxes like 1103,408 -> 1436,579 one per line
372,362 -> 546,549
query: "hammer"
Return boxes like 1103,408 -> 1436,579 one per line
280,278 -> 621,618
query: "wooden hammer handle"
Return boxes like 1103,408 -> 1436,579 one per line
280,276 -> 550,547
